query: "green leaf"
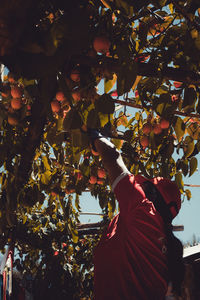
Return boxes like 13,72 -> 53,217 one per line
155,94 -> 173,117
115,0 -> 134,15
86,109 -> 101,128
75,194 -> 81,211
175,172 -> 184,192
165,141 -> 174,158
0,145 -> 7,168
182,87 -> 196,111
189,157 -> 198,176
196,140 -> 200,152
117,61 -> 137,96
187,122 -> 200,140
183,137 -> 195,158
181,160 -> 188,176
80,160 -> 90,177
173,116 -> 185,142
71,129 -> 89,149
95,94 -> 115,114
63,109 -> 83,130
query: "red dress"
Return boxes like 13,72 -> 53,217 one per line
94,174 -> 168,300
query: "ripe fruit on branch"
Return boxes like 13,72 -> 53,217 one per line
7,115 -> 19,126
11,98 -> 22,110
56,91 -> 65,102
140,136 -> 149,148
93,36 -> 111,54
89,175 -> 97,184
70,69 -> 80,82
97,168 -> 106,179
11,86 -> 23,99
8,72 -> 16,83
143,123 -> 152,135
97,179 -> 104,185
153,123 -> 162,135
91,148 -> 99,156
51,100 -> 61,113
72,91 -> 81,102
160,119 -> 170,129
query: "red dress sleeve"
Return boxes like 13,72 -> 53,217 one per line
113,173 -> 146,218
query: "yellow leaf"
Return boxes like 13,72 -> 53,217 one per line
71,229 -> 79,243
168,3 -> 173,14
98,112 -> 113,127
132,75 -> 142,91
111,138 -> 124,150
41,170 -> 52,185
42,156 -> 51,170
18,77 -> 35,87
175,172 -> 184,192
104,73 -> 117,93
189,157 -> 198,177
174,117 -> 185,142
33,225 -> 40,233
23,215 -> 27,224
184,139 -> 194,158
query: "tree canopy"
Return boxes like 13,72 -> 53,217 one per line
0,0 -> 200,298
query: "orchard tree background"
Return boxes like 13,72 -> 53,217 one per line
0,0 -> 200,299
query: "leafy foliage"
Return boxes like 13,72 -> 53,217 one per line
0,0 -> 200,298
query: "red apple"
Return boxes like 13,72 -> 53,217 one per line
89,175 -> 97,184
140,136 -> 149,148
51,100 -> 61,113
97,168 -> 106,179
160,119 -> 170,129
93,36 -> 111,54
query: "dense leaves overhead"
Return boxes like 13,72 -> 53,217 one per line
0,0 -> 200,298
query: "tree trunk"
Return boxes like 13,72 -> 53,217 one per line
0,0 -> 33,56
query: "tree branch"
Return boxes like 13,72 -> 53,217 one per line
170,0 -> 200,32
114,99 -> 200,119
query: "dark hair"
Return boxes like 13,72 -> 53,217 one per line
142,181 -> 185,295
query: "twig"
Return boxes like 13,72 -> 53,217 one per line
114,99 -> 200,119
100,0 -> 111,9
79,212 -> 105,216
184,184 -> 200,187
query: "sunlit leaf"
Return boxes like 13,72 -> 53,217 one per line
95,94 -> 115,114
189,157 -> 198,177
117,61 -> 137,96
41,170 -> 52,185
175,172 -> 184,192
185,189 -> 192,201
183,137 -> 195,158
104,74 -> 117,93
173,117 -> 185,142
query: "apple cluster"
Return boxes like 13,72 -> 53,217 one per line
140,117 -> 170,149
